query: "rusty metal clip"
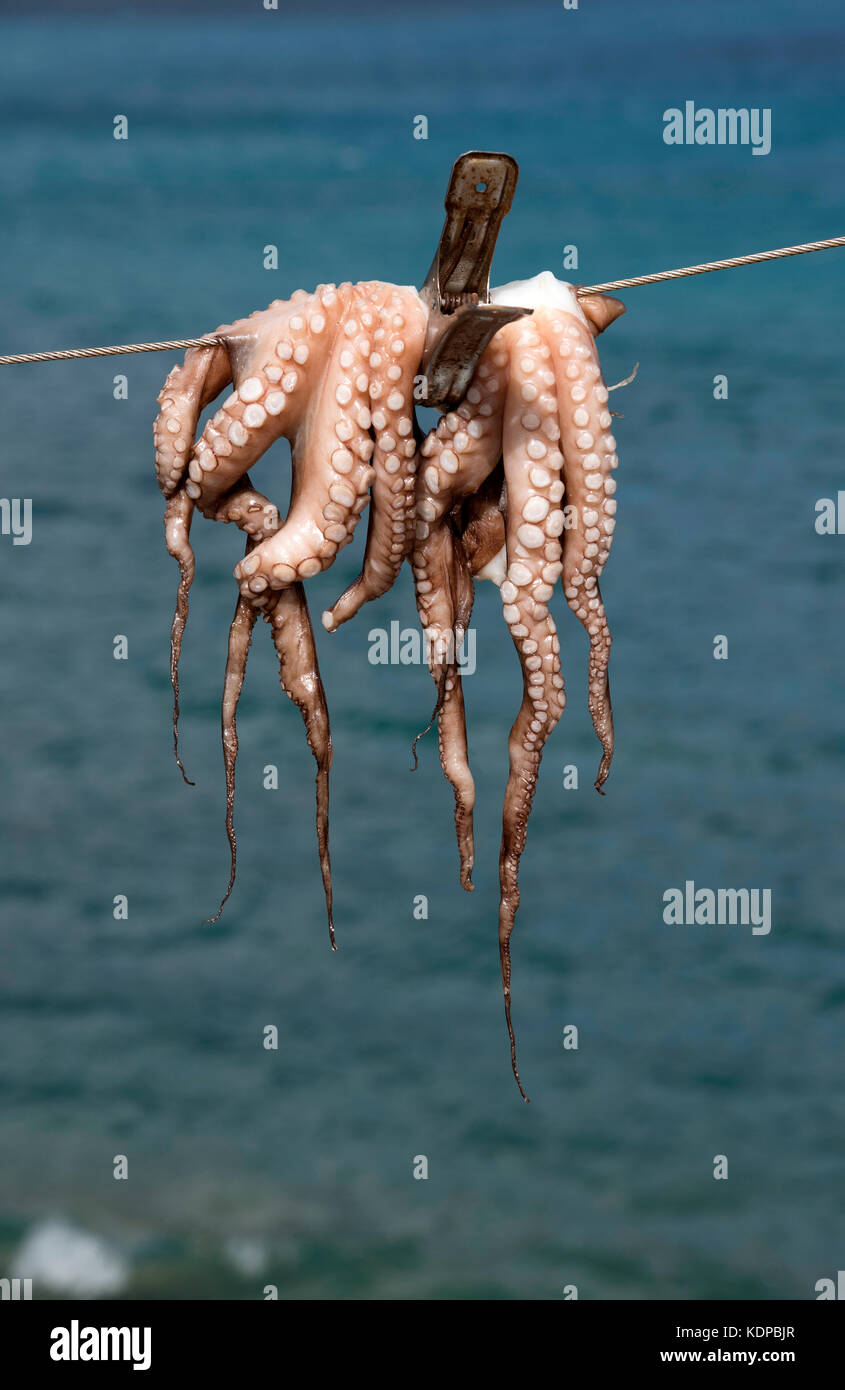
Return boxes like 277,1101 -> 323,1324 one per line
418,151 -> 532,408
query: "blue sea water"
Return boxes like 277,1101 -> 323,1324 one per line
0,0 -> 844,1299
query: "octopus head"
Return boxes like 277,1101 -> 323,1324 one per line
491,269 -> 624,337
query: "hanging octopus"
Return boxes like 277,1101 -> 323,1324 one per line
152,270 -> 625,1098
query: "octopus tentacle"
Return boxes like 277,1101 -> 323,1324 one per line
186,292 -> 338,516
232,322 -> 377,597
267,584 -> 335,949
434,477 -> 510,876
549,304 -> 621,791
578,292 -> 626,340
460,466 -> 507,578
439,541 -> 476,887
203,472 -> 288,921
323,287 -> 427,631
203,496 -> 336,948
496,320 -> 568,1100
163,478 -> 284,787
411,354 -> 508,887
154,341 -> 232,497
205,576 -> 259,926
163,486 -> 197,784
213,481 -> 280,541
412,520 -> 476,889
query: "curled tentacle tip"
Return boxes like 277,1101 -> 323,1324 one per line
410,720 -> 436,769
175,750 -> 195,785
203,892 -> 234,928
595,761 -> 612,794
512,1070 -> 529,1102
321,610 -> 337,633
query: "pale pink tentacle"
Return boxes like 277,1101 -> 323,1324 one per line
205,578 -> 258,926
548,302 -> 621,791
163,479 -> 283,784
231,305 -> 377,597
163,486 -> 197,784
202,507 -> 336,948
186,289 -> 341,520
267,585 -> 335,948
411,353 -> 507,888
495,320 -> 568,1101
324,286 -> 427,631
154,342 -> 232,497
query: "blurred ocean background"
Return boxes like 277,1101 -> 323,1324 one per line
0,0 -> 844,1299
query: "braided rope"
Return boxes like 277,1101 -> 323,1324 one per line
1,234 -> 844,366
576,234 -> 845,297
0,336 -> 221,367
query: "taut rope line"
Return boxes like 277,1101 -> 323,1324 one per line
1,234 -> 844,367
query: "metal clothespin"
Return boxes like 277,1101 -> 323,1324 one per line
418,151 -> 532,408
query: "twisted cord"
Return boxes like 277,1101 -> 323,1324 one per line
1,234 -> 844,366
0,336 -> 221,366
575,234 -> 845,297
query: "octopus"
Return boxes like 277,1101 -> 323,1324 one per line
153,271 -> 625,1098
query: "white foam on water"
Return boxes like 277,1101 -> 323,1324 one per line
222,1236 -> 268,1277
11,1218 -> 129,1297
